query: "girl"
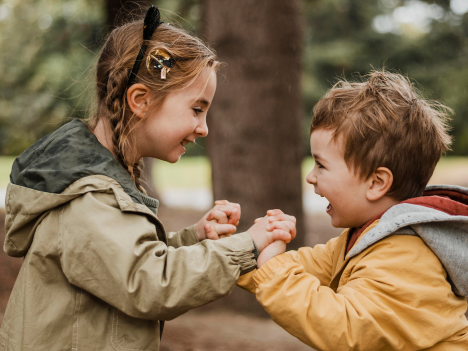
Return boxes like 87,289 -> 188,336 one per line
0,7 -> 296,351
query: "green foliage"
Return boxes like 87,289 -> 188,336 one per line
302,0 -> 468,155
0,0 -> 104,155
1,0 -> 467,156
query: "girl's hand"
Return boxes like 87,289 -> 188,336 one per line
257,240 -> 287,268
195,200 -> 241,240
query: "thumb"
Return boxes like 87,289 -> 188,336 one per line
205,224 -> 220,240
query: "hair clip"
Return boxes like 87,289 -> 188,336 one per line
128,6 -> 163,87
146,49 -> 173,80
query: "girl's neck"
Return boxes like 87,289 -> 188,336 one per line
91,117 -> 141,164
92,117 -> 117,157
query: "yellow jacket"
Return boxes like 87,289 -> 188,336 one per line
239,219 -> 468,351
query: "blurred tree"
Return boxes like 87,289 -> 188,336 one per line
203,0 -> 305,242
0,0 -> 104,156
202,0 -> 305,315
302,0 -> 468,155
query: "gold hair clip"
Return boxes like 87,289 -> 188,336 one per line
146,49 -> 173,80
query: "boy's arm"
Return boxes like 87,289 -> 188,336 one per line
253,235 -> 464,351
238,235 -> 339,293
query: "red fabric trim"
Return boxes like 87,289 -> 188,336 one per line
345,189 -> 468,255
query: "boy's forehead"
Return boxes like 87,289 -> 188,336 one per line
310,128 -> 345,157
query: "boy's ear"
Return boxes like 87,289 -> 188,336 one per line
126,84 -> 150,119
366,167 -> 394,202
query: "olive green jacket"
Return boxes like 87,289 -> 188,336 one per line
0,120 -> 256,351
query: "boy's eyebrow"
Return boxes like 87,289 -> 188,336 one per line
312,153 -> 324,161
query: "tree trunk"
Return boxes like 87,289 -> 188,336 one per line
202,0 -> 305,316
106,0 -> 151,28
203,0 -> 305,245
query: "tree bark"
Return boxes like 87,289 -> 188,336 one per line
203,0 -> 305,246
202,0 -> 305,316
106,0 -> 151,28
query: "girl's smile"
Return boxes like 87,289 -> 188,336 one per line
133,67 -> 217,163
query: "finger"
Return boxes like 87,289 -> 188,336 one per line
207,205 -> 239,225
254,217 -> 264,224
219,233 -> 232,239
270,229 -> 292,243
271,220 -> 297,239
215,201 -> 241,222
267,209 -> 284,216
211,223 -> 237,236
205,224 -> 220,240
208,210 -> 229,224
268,220 -> 295,232
268,214 -> 297,223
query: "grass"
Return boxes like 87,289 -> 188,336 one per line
1,156 -> 467,189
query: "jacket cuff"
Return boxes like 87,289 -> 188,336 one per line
253,253 -> 295,286
237,269 -> 257,294
166,225 -> 199,248
212,232 -> 257,275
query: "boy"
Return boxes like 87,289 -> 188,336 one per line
239,71 -> 468,350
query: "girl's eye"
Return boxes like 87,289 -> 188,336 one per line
193,107 -> 203,115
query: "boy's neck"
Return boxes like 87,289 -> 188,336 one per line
358,196 -> 400,228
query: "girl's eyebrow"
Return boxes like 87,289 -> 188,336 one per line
194,99 -> 209,107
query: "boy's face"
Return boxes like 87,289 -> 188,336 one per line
306,129 -> 371,228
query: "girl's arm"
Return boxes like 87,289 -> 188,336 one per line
59,191 -> 257,321
166,200 -> 240,248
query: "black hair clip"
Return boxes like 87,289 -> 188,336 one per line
128,6 -> 164,87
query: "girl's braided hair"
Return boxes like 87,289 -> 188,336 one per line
89,18 -> 219,192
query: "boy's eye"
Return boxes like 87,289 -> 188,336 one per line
316,161 -> 324,169
193,107 -> 203,115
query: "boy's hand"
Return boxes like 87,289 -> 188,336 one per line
195,200 -> 241,241
257,240 -> 287,268
256,209 -> 297,240
248,210 -> 296,252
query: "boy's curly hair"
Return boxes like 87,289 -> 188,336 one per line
310,70 -> 452,201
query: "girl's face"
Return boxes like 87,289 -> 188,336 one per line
135,67 -> 217,163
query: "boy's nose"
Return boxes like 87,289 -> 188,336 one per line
306,170 -> 317,185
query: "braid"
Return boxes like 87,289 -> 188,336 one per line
106,68 -> 145,192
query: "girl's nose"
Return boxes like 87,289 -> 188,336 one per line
196,117 -> 209,137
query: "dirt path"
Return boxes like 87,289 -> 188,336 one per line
160,309 -> 313,351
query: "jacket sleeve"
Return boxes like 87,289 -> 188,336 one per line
59,192 -> 256,321
252,235 -> 464,351
166,225 -> 199,248
237,237 -> 338,294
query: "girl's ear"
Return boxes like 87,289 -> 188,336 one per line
126,84 -> 151,119
366,167 -> 394,202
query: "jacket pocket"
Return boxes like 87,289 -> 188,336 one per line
110,308 -> 159,351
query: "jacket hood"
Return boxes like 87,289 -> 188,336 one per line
5,119 -> 159,257
348,184 -> 468,296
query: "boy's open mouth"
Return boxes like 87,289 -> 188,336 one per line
326,203 -> 332,213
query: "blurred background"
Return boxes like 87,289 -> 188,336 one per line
1,0 -> 467,350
